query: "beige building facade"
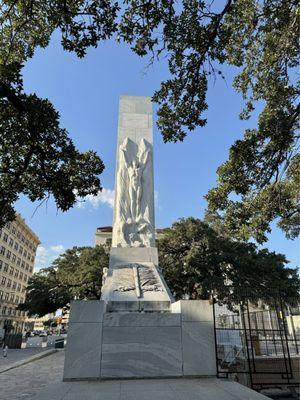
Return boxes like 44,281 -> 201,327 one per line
0,215 -> 40,333
26,313 -> 56,332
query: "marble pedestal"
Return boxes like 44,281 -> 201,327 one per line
63,300 -> 217,381
101,247 -> 174,312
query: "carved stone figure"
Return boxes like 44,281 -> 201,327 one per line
112,137 -> 154,247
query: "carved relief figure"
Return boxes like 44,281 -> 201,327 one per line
113,137 -> 154,247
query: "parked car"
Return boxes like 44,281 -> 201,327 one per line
38,331 -> 47,337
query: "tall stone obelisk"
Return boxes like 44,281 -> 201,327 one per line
63,96 -> 217,381
112,96 -> 155,248
101,96 -> 173,311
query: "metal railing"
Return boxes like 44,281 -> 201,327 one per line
212,288 -> 300,391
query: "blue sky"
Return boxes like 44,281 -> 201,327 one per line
15,32 -> 299,270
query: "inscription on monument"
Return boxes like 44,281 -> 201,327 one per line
112,263 -> 163,297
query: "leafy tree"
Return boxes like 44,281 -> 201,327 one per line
1,1 -> 298,238
0,1 -> 108,227
19,245 -> 109,316
20,220 -> 299,315
158,218 -> 300,305
0,93 -> 105,227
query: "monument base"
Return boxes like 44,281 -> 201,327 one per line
101,247 -> 174,312
63,300 -> 217,381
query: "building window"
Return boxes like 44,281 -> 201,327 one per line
14,242 -> 19,251
0,290 -> 3,299
3,233 -> 8,242
19,246 -> 23,255
19,272 -> 23,279
23,275 -> 27,282
14,270 -> 19,278
21,261 -> 25,269
4,292 -> 9,300
17,284 -> 21,292
0,260 -> 2,270
12,281 -> 16,290
31,255 -> 34,263
10,294 -> 14,302
3,263 -> 8,273
2,307 -> 6,315
7,279 -> 12,288
11,227 -> 16,235
12,254 -> 16,263
1,276 -> 6,285
9,238 -> 13,247
0,246 -> 5,255
15,296 -> 19,303
17,257 -> 21,266
24,250 -> 27,258
9,266 -> 14,275
6,250 -> 11,260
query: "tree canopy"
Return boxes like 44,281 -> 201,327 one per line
1,1 -> 299,239
20,219 -> 299,316
158,218 -> 300,305
19,245 -> 109,316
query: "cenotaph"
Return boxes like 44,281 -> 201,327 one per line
101,95 -> 173,312
63,96 -> 217,380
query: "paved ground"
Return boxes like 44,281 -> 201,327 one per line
0,351 -> 270,400
0,350 -> 64,400
0,347 -> 49,368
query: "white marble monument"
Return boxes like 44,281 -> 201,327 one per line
63,96 -> 217,381
101,96 -> 173,312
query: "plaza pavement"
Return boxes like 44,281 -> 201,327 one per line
0,347 -> 49,369
0,350 -> 270,400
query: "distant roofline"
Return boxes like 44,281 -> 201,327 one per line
96,226 -> 112,233
15,214 -> 40,244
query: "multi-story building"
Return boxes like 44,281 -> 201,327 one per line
25,313 -> 56,332
0,214 -> 40,333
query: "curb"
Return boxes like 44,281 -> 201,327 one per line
0,349 -> 58,374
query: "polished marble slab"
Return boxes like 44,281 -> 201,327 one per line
182,321 -> 216,376
69,300 -> 106,323
103,312 -> 181,327
63,322 -> 102,380
64,299 -> 218,380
